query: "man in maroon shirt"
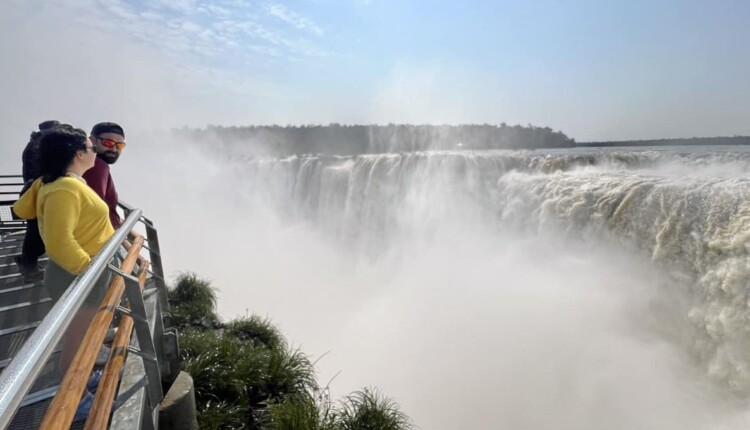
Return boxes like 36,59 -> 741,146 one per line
83,122 -> 126,228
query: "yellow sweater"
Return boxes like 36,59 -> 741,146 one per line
13,176 -> 115,274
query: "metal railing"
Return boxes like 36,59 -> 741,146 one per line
0,209 -> 143,427
39,234 -> 152,429
0,192 -> 177,429
0,176 -> 24,197
0,176 -> 24,234
86,257 -> 150,429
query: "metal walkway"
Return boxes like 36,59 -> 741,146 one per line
0,175 -> 179,429
0,233 -> 60,430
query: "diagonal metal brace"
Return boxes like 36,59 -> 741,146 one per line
140,244 -> 161,257
115,306 -> 148,325
145,270 -> 165,282
108,263 -> 138,283
126,345 -> 158,363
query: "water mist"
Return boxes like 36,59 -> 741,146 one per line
121,137 -> 750,429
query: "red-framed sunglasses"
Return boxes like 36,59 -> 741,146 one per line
96,136 -> 126,150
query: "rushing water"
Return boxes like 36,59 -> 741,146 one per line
131,144 -> 750,428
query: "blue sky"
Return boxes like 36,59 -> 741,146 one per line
1,0 -> 749,142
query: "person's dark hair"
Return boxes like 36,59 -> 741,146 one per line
23,121 -> 63,182
38,125 -> 89,184
28,130 -> 42,143
38,120 -> 61,131
28,120 -> 62,145
91,122 -> 125,138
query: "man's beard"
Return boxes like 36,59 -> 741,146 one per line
99,151 -> 120,164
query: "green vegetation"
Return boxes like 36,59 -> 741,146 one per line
578,136 -> 750,147
169,273 -> 413,430
168,273 -> 218,328
177,123 -> 575,155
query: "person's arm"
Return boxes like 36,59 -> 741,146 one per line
110,211 -> 122,229
12,178 -> 42,219
43,190 -> 91,274
105,176 -> 121,228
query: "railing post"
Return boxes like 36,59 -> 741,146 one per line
109,266 -> 163,411
143,220 -> 168,308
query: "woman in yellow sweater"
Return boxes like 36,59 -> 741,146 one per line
14,125 -> 115,377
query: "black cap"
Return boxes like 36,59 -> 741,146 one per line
38,120 -> 61,131
91,122 -> 125,138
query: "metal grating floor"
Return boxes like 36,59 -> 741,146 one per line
0,232 -> 70,429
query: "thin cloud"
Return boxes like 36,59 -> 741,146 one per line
150,0 -> 198,14
201,4 -> 232,17
181,20 -> 203,33
96,0 -> 139,19
140,11 -> 164,21
0,0 -> 297,139
266,4 -> 324,36
91,1 -> 330,61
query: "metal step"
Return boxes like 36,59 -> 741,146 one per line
0,263 -> 48,288
0,304 -> 51,364
0,284 -> 48,310
0,235 -> 24,246
6,352 -> 76,430
0,243 -> 22,252
0,262 -> 21,276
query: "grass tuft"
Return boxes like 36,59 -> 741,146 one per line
264,392 -> 335,430
198,399 -> 246,430
226,315 -> 285,349
169,272 -> 219,327
336,388 -> 412,430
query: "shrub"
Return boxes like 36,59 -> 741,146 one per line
336,388 -> 412,430
169,272 -> 219,328
226,315 -> 284,349
198,400 -> 246,430
168,273 -> 412,430
264,392 -> 335,430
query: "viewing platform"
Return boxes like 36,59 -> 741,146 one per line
0,175 -> 194,429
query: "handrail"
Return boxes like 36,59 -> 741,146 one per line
85,260 -> 150,430
0,175 -> 23,196
40,235 -> 144,429
0,209 -> 143,429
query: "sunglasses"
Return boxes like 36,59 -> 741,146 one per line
96,137 -> 126,150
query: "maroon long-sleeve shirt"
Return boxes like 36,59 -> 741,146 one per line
83,157 -> 121,228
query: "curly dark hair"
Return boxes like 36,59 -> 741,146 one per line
38,125 -> 89,184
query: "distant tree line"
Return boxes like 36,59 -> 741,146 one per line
578,136 -> 750,147
176,123 -> 576,155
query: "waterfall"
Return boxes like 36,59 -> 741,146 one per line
226,148 -> 750,394
130,142 -> 750,428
